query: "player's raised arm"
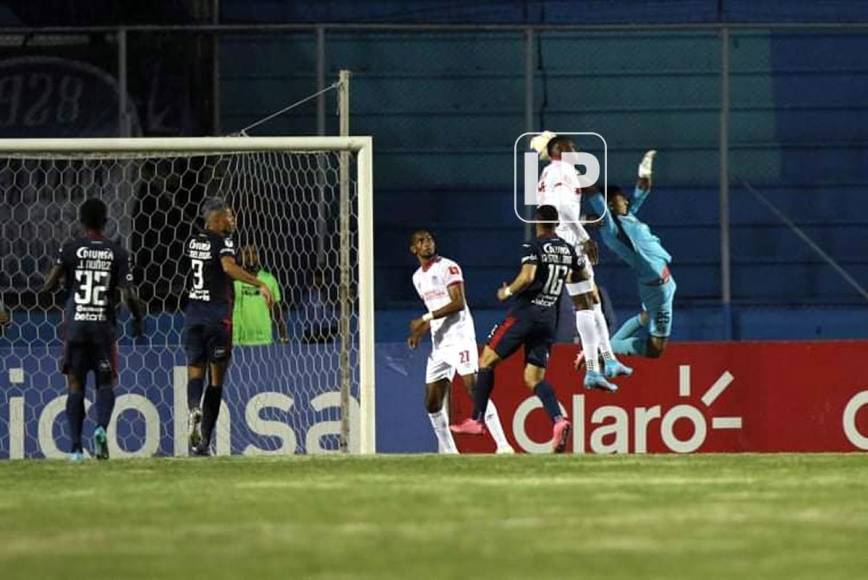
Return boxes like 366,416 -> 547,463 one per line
41,245 -> 66,294
41,265 -> 63,294
630,150 -> 656,215
220,256 -> 274,309
271,300 -> 289,343
496,244 -> 538,301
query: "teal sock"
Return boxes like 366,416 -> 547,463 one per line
612,314 -> 646,341
611,336 -> 648,357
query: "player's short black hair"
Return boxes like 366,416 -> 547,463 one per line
607,185 -> 626,198
201,196 -> 229,220
409,229 -> 433,245
535,205 -> 559,229
546,134 -> 573,158
79,198 -> 108,231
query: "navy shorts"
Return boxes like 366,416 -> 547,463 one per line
184,321 -> 232,366
486,313 -> 555,369
62,325 -> 117,382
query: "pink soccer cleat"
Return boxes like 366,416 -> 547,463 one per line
551,418 -> 572,453
450,418 -> 487,436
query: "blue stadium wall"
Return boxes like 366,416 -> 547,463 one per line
218,1 -> 868,341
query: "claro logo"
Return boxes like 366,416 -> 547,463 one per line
512,366 -> 742,454
843,391 -> 868,450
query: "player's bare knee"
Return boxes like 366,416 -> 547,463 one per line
647,339 -> 667,358
478,348 -> 500,369
424,382 -> 447,413
523,367 -> 545,390
460,374 -> 476,396
97,360 -> 115,387
67,377 -> 85,393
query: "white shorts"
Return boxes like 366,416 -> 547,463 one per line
426,343 -> 479,384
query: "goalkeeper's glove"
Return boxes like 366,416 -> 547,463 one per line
638,150 -> 657,178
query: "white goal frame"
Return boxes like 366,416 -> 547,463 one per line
0,136 -> 376,455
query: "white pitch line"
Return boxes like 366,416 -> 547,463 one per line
712,417 -> 742,429
702,371 -> 734,406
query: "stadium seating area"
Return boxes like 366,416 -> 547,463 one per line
218,2 -> 868,340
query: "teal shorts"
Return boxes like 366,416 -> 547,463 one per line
638,277 -> 676,338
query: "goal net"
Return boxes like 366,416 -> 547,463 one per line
0,137 -> 375,458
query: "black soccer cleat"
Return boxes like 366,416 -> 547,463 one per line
191,443 -> 211,457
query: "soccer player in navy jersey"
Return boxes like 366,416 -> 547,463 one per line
184,197 -> 274,456
451,205 -> 594,453
42,198 -> 144,461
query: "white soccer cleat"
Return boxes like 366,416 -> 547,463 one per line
638,149 -> 657,178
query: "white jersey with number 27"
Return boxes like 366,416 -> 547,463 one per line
412,256 -> 476,350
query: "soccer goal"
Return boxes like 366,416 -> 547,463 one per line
0,136 -> 375,458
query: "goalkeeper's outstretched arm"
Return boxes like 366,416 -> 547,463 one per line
630,176 -> 653,215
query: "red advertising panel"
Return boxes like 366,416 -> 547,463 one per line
450,341 -> 868,453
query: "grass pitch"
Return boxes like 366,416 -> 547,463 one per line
1,454 -> 867,580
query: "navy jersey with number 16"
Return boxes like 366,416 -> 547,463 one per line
184,230 -> 236,325
511,234 -> 583,318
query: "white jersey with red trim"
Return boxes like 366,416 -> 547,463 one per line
412,256 -> 476,349
537,159 -> 590,248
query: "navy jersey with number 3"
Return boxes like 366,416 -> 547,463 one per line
184,230 -> 236,324
56,235 -> 131,332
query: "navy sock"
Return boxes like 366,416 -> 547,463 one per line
200,385 -> 223,446
533,381 -> 563,423
187,377 -> 205,410
472,368 -> 495,421
95,386 -> 115,430
66,390 -> 85,453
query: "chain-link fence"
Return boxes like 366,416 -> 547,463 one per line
1,24 -> 867,316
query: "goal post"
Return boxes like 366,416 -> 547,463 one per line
0,136 -> 376,457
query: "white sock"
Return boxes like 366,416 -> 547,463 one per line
484,400 -> 511,450
593,303 -> 615,362
428,409 -> 458,454
575,310 -> 600,373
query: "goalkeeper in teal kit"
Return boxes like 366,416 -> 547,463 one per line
586,151 -> 676,359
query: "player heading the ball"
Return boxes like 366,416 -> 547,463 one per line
534,132 -> 631,392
